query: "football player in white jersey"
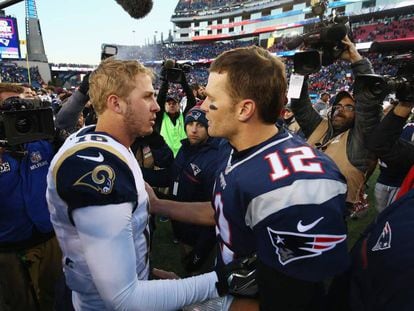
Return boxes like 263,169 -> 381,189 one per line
46,58 -> 234,310
149,46 -> 349,310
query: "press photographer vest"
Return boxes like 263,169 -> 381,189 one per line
160,112 -> 186,157
307,120 -> 365,203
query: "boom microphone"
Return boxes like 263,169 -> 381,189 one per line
115,0 -> 153,19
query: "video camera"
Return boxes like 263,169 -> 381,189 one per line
161,59 -> 192,83
354,55 -> 414,102
101,44 -> 118,61
0,97 -> 55,146
288,0 -> 351,75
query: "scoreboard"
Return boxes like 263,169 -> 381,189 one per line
0,16 -> 20,59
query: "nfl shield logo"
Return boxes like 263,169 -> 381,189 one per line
30,151 -> 42,163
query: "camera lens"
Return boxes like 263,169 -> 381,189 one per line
15,116 -> 32,133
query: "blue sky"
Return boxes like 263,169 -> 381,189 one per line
5,0 -> 178,65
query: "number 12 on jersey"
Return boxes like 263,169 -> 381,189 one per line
265,146 -> 323,181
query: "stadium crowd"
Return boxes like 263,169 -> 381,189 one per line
0,62 -> 43,86
1,5 -> 414,310
353,15 -> 414,42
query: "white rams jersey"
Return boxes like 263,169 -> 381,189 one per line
46,125 -> 150,301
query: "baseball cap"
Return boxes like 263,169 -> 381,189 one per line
166,96 -> 178,103
185,106 -> 208,128
332,90 -> 355,106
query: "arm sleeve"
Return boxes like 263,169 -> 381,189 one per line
348,58 -> 383,172
142,167 -> 171,188
290,79 -> 323,138
181,75 -> 197,115
73,202 -> 219,311
151,145 -> 174,169
366,109 -> 414,173
155,80 -> 169,133
55,90 -> 89,130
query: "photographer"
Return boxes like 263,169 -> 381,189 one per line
0,83 -> 84,311
155,60 -> 197,157
291,36 -> 384,217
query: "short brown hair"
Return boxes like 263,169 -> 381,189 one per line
89,58 -> 154,115
209,46 -> 287,124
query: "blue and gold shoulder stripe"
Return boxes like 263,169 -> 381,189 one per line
53,142 -> 137,221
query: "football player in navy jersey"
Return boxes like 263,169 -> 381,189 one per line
149,46 -> 350,310
46,58 -> 239,310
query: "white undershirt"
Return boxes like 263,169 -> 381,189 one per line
72,202 -> 219,311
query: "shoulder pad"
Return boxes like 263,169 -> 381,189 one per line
54,145 -> 137,213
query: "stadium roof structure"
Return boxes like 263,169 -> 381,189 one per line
0,0 -> 23,10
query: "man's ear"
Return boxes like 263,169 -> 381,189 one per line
237,99 -> 255,122
107,94 -> 122,114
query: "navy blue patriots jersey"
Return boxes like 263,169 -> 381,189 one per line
346,188 -> 414,311
213,129 -> 349,282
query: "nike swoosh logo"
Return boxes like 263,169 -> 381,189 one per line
297,217 -> 324,233
77,152 -> 104,163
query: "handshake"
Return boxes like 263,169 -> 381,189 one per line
215,253 -> 258,298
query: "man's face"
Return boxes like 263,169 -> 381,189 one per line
185,121 -> 208,145
331,96 -> 355,131
196,86 -> 206,100
21,87 -> 34,99
201,72 -> 238,140
165,99 -> 179,115
122,74 -> 160,137
322,94 -> 330,103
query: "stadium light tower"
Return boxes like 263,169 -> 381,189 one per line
25,0 -> 47,62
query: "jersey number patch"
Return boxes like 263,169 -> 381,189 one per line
265,146 -> 323,181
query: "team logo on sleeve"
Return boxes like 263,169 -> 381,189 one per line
372,221 -> 392,251
74,165 -> 115,194
267,227 -> 346,265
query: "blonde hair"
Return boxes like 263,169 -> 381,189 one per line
89,58 -> 154,115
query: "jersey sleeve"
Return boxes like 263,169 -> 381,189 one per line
72,202 -> 219,310
54,146 -> 138,216
246,178 -> 349,282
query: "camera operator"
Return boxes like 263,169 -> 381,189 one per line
155,60 -> 197,157
290,36 -> 384,217
366,100 -> 414,210
0,82 -> 84,311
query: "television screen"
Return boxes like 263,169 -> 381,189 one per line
0,17 -> 20,59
